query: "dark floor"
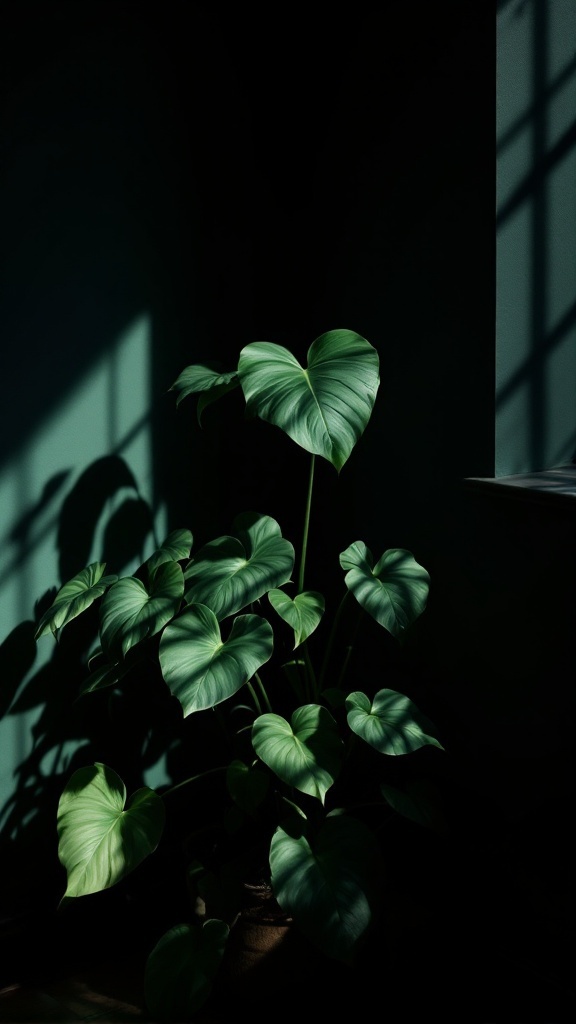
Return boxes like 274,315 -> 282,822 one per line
0,957 -> 151,1023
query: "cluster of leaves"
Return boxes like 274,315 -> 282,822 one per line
36,330 -> 444,1020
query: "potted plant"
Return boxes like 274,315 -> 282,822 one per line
35,329 -> 444,1020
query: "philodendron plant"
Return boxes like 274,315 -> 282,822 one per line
36,329 -> 443,1020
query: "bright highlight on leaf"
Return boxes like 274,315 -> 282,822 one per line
159,604 -> 274,715
268,588 -> 325,648
345,689 -> 444,754
34,562 -> 118,640
184,512 -> 294,620
100,560 -> 184,658
340,543 -> 430,637
57,762 -> 165,899
252,704 -> 343,803
237,330 -> 380,470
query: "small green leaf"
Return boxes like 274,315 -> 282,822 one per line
146,529 -> 193,572
346,689 -> 444,754
381,779 -> 446,830
268,589 -> 325,648
100,560 -> 184,658
145,920 -> 229,1022
184,512 -> 294,620
159,604 -> 274,716
57,763 -> 165,898
340,544 -> 430,637
270,813 -> 384,962
252,705 -> 343,803
237,330 -> 379,470
170,363 -> 240,424
79,653 -> 132,695
34,563 -> 118,640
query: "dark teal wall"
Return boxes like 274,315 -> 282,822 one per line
497,0 -> 576,476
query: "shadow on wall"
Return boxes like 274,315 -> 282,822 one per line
0,455 -> 198,921
496,0 -> 576,474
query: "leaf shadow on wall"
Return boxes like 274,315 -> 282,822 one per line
0,454 -> 211,950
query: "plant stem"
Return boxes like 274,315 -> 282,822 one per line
303,643 -> 318,702
298,454 -> 315,594
318,589 -> 350,690
162,765 -> 226,798
250,672 -> 272,714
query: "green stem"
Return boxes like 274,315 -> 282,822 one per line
303,643 -> 318,702
298,454 -> 315,594
318,589 -> 350,691
250,672 -> 272,714
162,765 -> 226,799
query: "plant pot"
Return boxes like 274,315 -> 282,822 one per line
201,881 -> 342,1019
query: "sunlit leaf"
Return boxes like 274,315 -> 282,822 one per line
159,604 -> 273,716
34,563 -> 118,640
145,920 -> 229,1022
346,689 -> 444,754
184,512 -> 294,620
100,560 -> 184,658
252,705 -> 343,803
268,589 -> 325,648
339,544 -> 429,637
270,812 -> 383,962
237,330 -> 379,470
146,529 -> 193,572
57,762 -> 165,898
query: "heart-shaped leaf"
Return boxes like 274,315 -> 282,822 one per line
184,513 -> 294,620
145,529 -> 193,573
237,330 -> 379,470
57,762 -> 165,898
226,759 -> 270,814
268,589 -> 325,648
145,920 -> 229,1022
252,705 -> 343,803
270,812 -> 384,962
339,544 -> 430,637
100,560 -> 184,658
34,563 -> 118,640
346,689 -> 444,754
159,604 -> 274,716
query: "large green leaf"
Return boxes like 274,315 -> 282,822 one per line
145,920 -> 229,1022
184,512 -> 294,620
270,813 -> 384,963
237,330 -> 380,471
252,705 -> 343,803
159,604 -> 274,716
99,560 -> 184,658
339,543 -> 430,637
34,563 -> 118,640
268,589 -> 325,648
346,689 -> 444,754
57,763 -> 165,898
